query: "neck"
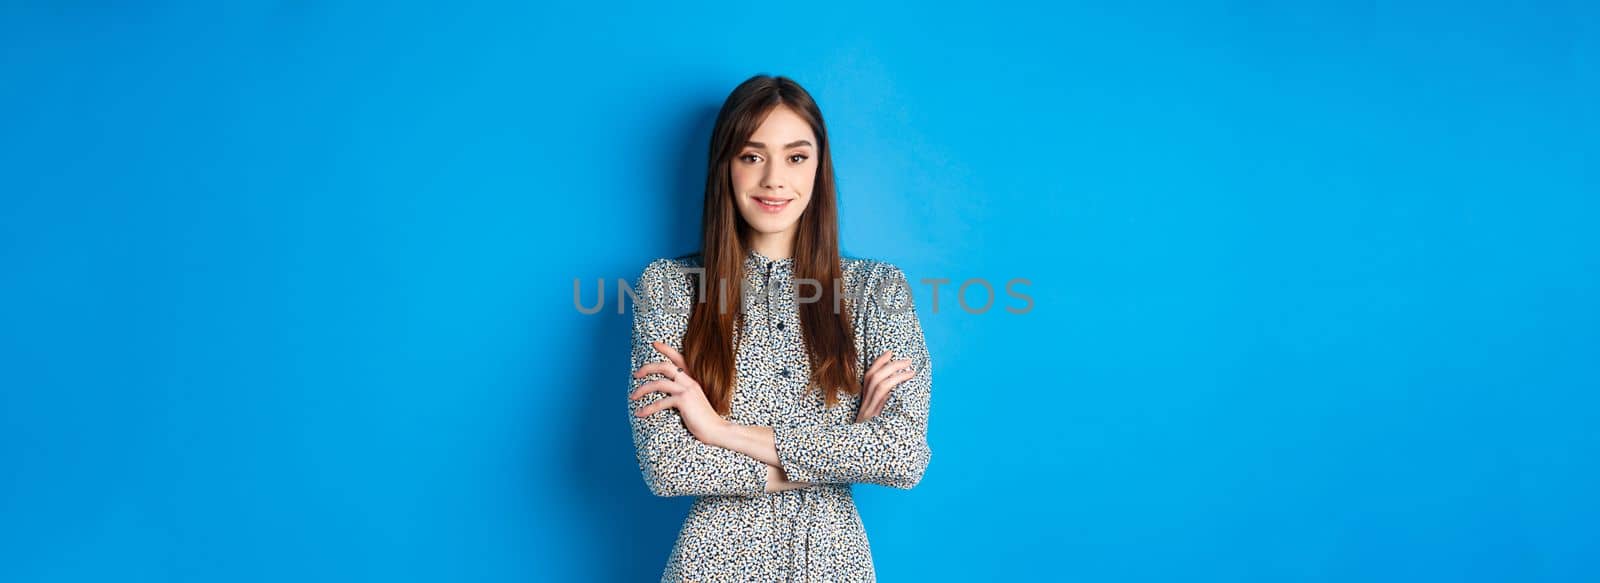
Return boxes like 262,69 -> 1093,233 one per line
746,229 -> 795,260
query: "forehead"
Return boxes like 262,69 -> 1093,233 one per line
748,106 -> 816,145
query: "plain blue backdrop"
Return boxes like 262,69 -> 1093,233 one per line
2,1 -> 1596,581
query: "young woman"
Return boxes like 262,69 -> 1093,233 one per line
626,74 -> 934,581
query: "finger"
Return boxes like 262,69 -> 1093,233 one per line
855,388 -> 881,422
858,381 -> 890,421
860,370 -> 887,398
635,396 -> 677,418
867,359 -> 914,388
864,398 -> 889,422
629,380 -> 682,401
864,350 -> 895,376
634,361 -> 685,381
635,361 -> 700,393
870,357 -> 908,384
865,369 -> 912,414
854,384 -> 879,420
873,369 -> 917,412
652,342 -> 688,370
864,363 -> 909,397
863,384 -> 891,418
861,351 -> 892,384
859,393 -> 888,422
871,369 -> 915,410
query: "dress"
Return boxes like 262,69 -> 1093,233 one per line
626,248 -> 934,582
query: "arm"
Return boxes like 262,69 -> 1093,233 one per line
627,260 -> 769,497
708,424 -> 812,492
765,463 -> 811,492
711,265 -> 934,490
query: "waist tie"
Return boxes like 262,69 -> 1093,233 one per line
775,487 -> 815,581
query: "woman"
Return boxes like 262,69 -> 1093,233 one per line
626,74 -> 933,582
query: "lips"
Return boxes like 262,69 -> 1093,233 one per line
754,196 -> 792,212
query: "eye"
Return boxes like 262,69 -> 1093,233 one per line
789,154 -> 809,164
739,154 -> 763,164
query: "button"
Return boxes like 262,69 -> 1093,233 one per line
780,367 -> 791,378
776,321 -> 786,331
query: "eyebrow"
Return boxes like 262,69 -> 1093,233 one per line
744,139 -> 814,150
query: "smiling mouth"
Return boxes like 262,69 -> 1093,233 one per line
754,197 -> 791,209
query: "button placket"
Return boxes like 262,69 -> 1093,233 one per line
768,261 -> 790,384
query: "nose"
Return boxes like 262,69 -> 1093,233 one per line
760,163 -> 785,191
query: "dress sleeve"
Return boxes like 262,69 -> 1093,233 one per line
627,259 -> 769,498
770,264 -> 934,489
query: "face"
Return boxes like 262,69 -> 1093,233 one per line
731,106 -> 817,239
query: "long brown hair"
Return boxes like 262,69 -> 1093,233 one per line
684,74 -> 861,415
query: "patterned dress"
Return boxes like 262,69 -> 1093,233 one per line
627,248 -> 934,582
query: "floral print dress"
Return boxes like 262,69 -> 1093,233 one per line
627,248 -> 934,582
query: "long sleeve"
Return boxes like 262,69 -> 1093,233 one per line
627,259 -> 769,498
770,264 -> 934,489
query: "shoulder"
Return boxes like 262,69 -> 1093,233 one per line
633,253 -> 701,302
841,254 -> 915,309
842,253 -> 909,283
635,252 -> 701,280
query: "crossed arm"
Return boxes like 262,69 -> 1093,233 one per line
626,260 -> 933,497
713,424 -> 810,493
629,341 -> 815,493
630,343 -> 924,495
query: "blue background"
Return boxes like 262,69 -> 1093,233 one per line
2,1 -> 1596,581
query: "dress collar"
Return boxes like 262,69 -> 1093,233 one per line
744,248 -> 795,273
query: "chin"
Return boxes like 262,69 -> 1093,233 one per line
741,209 -> 802,230
746,219 -> 795,233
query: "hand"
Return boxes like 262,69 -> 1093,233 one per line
856,350 -> 915,423
630,342 -> 729,442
